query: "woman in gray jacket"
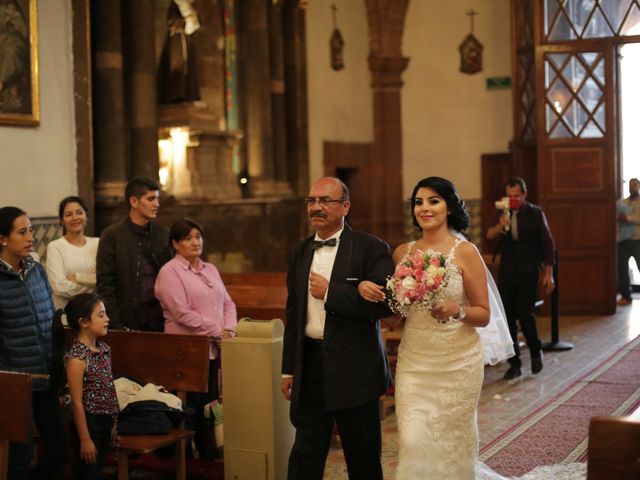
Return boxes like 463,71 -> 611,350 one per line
0,206 -> 69,479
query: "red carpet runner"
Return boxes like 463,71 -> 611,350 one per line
480,335 -> 640,477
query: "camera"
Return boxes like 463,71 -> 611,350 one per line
494,197 -> 511,232
494,197 -> 510,211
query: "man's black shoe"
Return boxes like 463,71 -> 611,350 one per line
503,365 -> 522,380
531,356 -> 543,374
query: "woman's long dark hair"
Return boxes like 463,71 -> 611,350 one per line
410,176 -> 470,234
0,206 -> 26,252
51,293 -> 104,394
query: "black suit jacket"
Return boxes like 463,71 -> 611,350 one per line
281,224 -> 394,412
498,202 -> 555,273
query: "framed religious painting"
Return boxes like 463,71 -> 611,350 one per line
0,0 -> 40,126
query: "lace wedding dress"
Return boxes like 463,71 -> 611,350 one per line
395,239 -> 484,479
393,240 -> 587,480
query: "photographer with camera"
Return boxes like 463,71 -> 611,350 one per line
487,177 -> 555,380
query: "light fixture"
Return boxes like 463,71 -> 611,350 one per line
157,127 -> 192,195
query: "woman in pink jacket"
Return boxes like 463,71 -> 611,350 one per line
154,218 -> 237,458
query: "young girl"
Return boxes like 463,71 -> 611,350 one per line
57,293 -> 119,479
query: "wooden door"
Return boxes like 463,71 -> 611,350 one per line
536,42 -> 617,314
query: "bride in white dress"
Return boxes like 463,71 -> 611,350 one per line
358,177 -> 584,480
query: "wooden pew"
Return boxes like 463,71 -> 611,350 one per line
222,272 -> 287,322
587,410 -> 640,480
67,330 -> 210,480
0,371 -> 32,480
221,271 -> 286,287
225,285 -> 287,321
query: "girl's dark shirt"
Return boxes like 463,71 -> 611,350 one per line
66,340 -> 119,417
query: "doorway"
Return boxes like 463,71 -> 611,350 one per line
618,39 -> 640,289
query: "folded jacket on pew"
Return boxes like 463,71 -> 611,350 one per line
117,399 -> 184,435
114,376 -> 182,411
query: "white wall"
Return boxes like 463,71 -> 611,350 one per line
402,0 -> 513,199
0,0 -> 76,217
305,0 -> 373,183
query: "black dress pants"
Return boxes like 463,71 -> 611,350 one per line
499,267 -> 542,367
71,413 -> 115,480
287,339 -> 383,480
8,389 -> 70,480
186,357 -> 221,459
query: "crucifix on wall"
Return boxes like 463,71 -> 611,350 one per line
459,9 -> 483,74
330,4 -> 345,70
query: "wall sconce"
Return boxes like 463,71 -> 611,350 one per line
157,127 -> 193,196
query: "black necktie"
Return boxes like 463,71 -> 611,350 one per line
312,238 -> 337,250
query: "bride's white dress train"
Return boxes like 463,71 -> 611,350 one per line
393,241 -> 586,479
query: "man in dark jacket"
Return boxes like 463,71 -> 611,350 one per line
487,177 -> 555,380
280,177 -> 393,480
97,177 -> 171,331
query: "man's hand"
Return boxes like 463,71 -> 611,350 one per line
281,377 -> 293,401
309,271 -> 329,300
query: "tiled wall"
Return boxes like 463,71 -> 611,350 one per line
31,217 -> 62,263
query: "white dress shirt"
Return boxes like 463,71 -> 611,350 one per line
305,228 -> 342,339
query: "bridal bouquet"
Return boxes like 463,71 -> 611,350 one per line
386,249 -> 454,317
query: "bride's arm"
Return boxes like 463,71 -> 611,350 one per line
431,242 -> 490,327
457,242 -> 490,327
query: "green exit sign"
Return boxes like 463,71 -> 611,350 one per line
486,77 -> 512,90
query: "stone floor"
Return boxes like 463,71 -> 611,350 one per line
323,293 -> 640,479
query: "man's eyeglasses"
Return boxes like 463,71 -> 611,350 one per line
304,196 -> 346,207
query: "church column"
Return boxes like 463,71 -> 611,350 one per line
123,0 -> 159,180
365,0 -> 410,246
238,0 -> 289,196
268,1 -> 290,188
239,1 -> 272,186
369,57 -> 409,246
91,0 -> 128,200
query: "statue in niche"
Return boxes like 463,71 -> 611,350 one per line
158,0 -> 201,104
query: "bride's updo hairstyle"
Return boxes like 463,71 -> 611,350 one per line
410,176 -> 470,232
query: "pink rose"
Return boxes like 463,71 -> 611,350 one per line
396,265 -> 412,278
429,256 -> 441,267
414,282 -> 426,298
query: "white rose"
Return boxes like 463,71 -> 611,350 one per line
402,277 -> 417,290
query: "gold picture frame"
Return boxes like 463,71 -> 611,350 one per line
0,0 -> 40,126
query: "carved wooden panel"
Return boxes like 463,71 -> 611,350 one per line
546,201 -> 611,249
550,147 -> 604,193
557,256 -> 612,313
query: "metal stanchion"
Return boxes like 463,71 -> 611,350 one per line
542,250 -> 573,351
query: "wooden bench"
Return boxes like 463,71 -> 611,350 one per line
221,271 -> 287,287
222,273 -> 288,322
587,408 -> 640,479
67,330 -> 210,480
0,371 -> 32,480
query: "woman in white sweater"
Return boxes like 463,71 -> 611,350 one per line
46,196 -> 99,309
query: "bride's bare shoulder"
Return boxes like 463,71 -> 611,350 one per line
392,242 -> 411,264
456,239 -> 484,265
